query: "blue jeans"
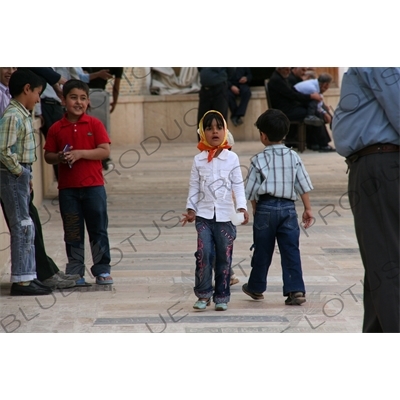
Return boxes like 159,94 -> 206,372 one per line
59,186 -> 111,277
194,216 -> 236,303
0,165 -> 36,282
248,198 -> 305,296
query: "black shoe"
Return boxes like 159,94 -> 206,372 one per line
318,145 -> 336,152
230,116 -> 239,127
236,117 -> 244,126
309,144 -> 320,151
304,115 -> 324,126
285,292 -> 306,305
242,283 -> 264,300
10,281 -> 53,296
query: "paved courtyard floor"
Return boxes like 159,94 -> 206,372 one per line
0,141 -> 365,333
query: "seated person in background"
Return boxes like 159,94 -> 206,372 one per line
288,67 -> 307,87
268,67 -> 323,126
228,67 -> 252,126
268,68 -> 334,152
294,73 -> 333,128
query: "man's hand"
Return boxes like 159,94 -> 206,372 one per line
239,76 -> 247,84
323,112 -> 332,124
310,92 -> 322,101
93,69 -> 112,80
231,85 -> 240,95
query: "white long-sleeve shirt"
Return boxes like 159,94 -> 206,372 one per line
186,149 -> 247,221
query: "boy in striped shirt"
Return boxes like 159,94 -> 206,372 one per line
242,109 -> 314,305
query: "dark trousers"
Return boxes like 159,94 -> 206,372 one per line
41,100 -> 64,180
59,186 -> 111,277
1,191 -> 59,282
248,198 -> 305,296
228,84 -> 251,118
197,82 -> 229,130
348,152 -> 399,332
283,106 -> 330,147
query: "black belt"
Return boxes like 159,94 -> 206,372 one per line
258,194 -> 293,202
42,98 -> 61,105
346,143 -> 399,167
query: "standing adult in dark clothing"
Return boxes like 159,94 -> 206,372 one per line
268,68 -> 334,151
84,67 -> 123,169
287,67 -> 307,87
85,67 -> 123,113
228,67 -> 252,126
197,68 -> 235,133
332,67 -> 400,333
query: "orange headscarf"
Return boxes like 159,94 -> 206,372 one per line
197,110 -> 232,162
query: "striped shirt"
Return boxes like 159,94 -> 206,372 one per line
0,82 -> 11,117
0,99 -> 37,176
245,144 -> 313,201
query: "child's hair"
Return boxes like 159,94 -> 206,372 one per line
255,109 -> 290,142
62,79 -> 90,98
202,111 -> 225,129
9,68 -> 45,98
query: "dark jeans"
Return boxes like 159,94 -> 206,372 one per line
194,216 -> 236,303
348,152 -> 399,332
248,198 -> 305,296
59,186 -> 111,277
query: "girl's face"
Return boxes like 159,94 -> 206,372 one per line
204,118 -> 225,146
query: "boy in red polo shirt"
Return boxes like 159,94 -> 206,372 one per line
44,79 -> 113,285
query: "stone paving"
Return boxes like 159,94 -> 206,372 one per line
0,141 -> 365,333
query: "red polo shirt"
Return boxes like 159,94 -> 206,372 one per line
44,113 -> 111,189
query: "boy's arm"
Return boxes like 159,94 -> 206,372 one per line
44,150 -> 65,165
300,192 -> 313,229
0,114 -> 23,176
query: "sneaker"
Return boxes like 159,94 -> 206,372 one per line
193,298 -> 211,310
285,292 -> 306,305
57,271 -> 81,281
242,283 -> 264,300
42,274 -> 76,289
215,303 -> 228,311
303,115 -> 324,126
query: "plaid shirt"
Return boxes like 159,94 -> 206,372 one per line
0,99 -> 37,176
245,144 -> 313,201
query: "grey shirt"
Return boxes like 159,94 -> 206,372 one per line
332,67 -> 400,157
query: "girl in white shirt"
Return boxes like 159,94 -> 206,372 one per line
181,110 -> 249,311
